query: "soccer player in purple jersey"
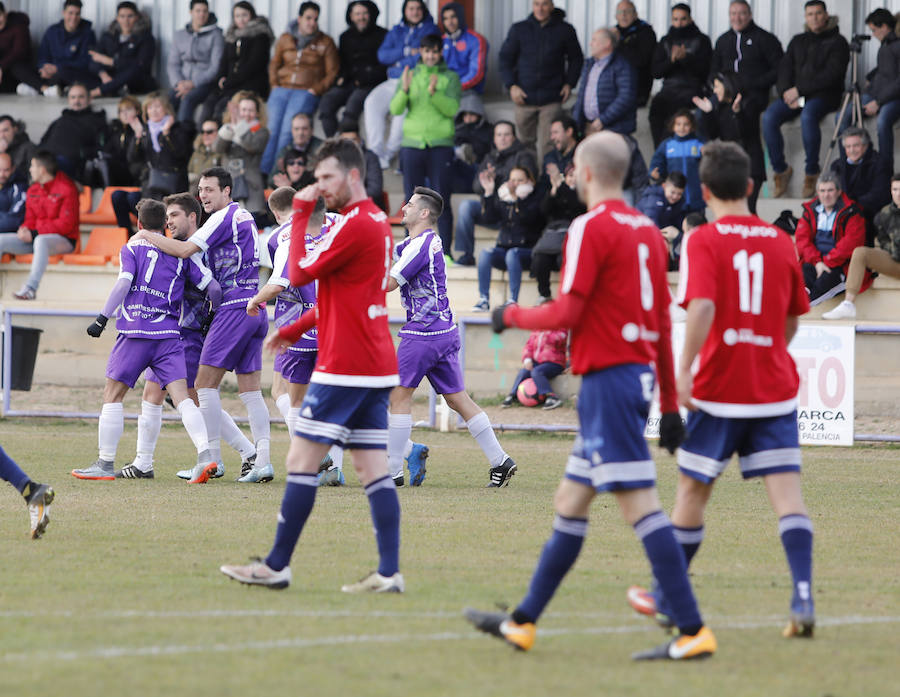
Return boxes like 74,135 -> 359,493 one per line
246,189 -> 345,484
114,193 -> 257,480
134,168 -> 273,484
387,187 -> 517,488
72,199 -> 220,482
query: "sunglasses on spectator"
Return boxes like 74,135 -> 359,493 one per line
201,128 -> 217,134
286,159 -> 305,166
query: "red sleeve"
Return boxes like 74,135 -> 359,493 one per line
504,293 -> 586,331
278,303 -> 318,343
794,210 -> 821,265
288,198 -> 314,287
653,242 -> 677,413
35,181 -> 79,240
824,213 -> 865,268
677,228 -> 717,307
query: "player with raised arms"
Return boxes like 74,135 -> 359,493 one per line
627,140 -> 815,638
111,193 -> 258,480
386,186 -> 517,488
220,138 -> 403,593
73,199 -> 220,482
464,132 -> 716,661
246,188 -> 345,484
133,168 -> 272,484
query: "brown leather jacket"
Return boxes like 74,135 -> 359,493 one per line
268,29 -> 339,94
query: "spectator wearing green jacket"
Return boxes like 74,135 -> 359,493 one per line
390,33 -> 460,251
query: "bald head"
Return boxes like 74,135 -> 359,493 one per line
590,28 -> 617,58
575,132 -> 630,197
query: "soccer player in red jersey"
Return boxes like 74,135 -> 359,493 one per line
629,141 -> 815,638
221,139 -> 403,594
464,132 -> 716,661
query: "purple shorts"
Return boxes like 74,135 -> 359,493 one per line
275,349 -> 317,384
397,330 -> 465,395
200,308 -> 268,374
106,335 -> 186,389
146,329 -> 204,388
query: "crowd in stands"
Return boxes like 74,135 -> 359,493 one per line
3,0 -> 900,318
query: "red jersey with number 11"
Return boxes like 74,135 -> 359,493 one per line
677,215 -> 810,417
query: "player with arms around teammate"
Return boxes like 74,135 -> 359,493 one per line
134,168 -> 273,484
115,193 -> 257,480
387,186 -> 517,488
628,141 -> 815,638
73,199 -> 220,482
221,138 -> 403,593
465,132 -> 716,661
247,188 -> 345,484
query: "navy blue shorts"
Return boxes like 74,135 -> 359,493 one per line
294,383 -> 390,449
677,409 -> 802,484
565,364 -> 657,492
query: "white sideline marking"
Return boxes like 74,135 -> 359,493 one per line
2,615 -> 898,663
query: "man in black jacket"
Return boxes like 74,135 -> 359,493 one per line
498,0 -> 582,161
38,82 -> 108,184
318,1 -> 387,138
762,1 -> 849,199
830,127 -> 891,240
841,8 -> 900,170
707,1 -> 782,204
648,3 -> 712,147
87,2 -> 157,98
614,1 -> 656,107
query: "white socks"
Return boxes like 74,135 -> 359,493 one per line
176,398 -> 210,461
98,402 -> 124,463
288,406 -> 301,436
240,390 -> 271,467
134,400 -> 163,472
220,408 -> 255,460
275,393 -> 291,420
197,387 -> 222,462
328,444 -> 344,471
388,412 -> 413,479
466,411 -> 506,467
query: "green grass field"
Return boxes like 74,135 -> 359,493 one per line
1,418 -> 898,696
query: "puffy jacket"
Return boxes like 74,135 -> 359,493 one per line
829,147 -> 892,223
649,134 -> 704,211
37,18 -> 95,72
389,61 -> 460,148
777,18 -> 849,106
474,140 -> 538,195
91,13 -> 157,96
873,202 -> 900,261
710,21 -> 783,113
796,193 -> 866,274
337,1 -> 388,88
377,3 -> 438,80
217,17 -> 274,98
499,7 -> 583,105
616,19 -> 656,106
0,11 -> 31,71
269,25 -> 339,93
440,2 -> 488,93
481,183 -> 545,249
652,22 -> 712,94
636,184 -> 686,231
572,51 -> 637,135
539,181 -> 585,225
522,329 -> 568,366
0,174 -> 28,232
167,15 -> 224,87
40,108 -> 108,164
2,125 -> 36,182
103,119 -> 145,186
22,171 -> 79,242
866,30 -> 900,106
454,95 -> 492,161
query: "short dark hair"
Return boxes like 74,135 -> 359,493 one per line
189,0 -> 209,9
116,1 -> 138,13
0,114 -> 16,128
64,0 -> 83,9
233,1 -> 257,20
283,148 -> 306,167
866,8 -> 896,28
494,120 -> 516,137
0,3 -> 6,13
268,186 -> 296,214
891,172 -> 900,184
32,151 -> 58,176
200,166 -> 232,193
163,192 -> 201,222
136,198 -> 167,231
666,170 -> 687,189
804,0 -> 826,10
672,3 -> 692,16
337,118 -> 360,135
668,108 -> 696,133
419,33 -> 443,52
299,1 -> 319,16
413,186 -> 443,221
698,140 -> 750,201
67,82 -> 89,96
313,137 -> 366,179
551,114 -> 577,134
683,212 -> 707,230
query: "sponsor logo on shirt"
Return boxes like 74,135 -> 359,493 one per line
610,211 -> 654,229
714,223 -> 779,238
367,304 -> 389,319
621,322 -> 660,343
722,328 -> 773,346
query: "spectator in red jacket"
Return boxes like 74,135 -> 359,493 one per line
0,151 -> 79,300
501,328 -> 568,410
794,171 -> 866,305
